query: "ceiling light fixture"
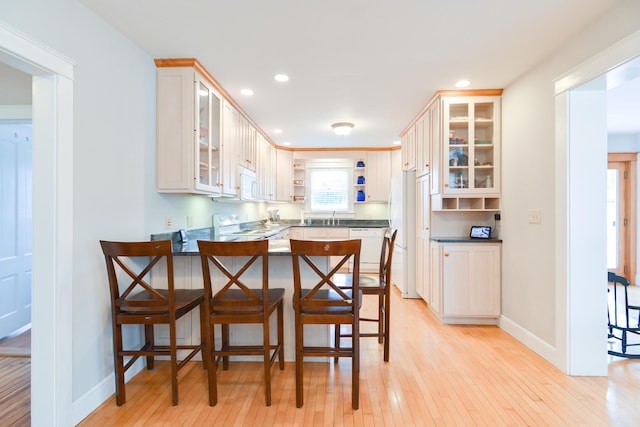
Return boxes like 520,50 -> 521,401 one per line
282,141 -> 291,146
274,74 -> 289,82
331,122 -> 354,136
273,129 -> 282,134
393,140 -> 401,146
240,88 -> 254,96
455,80 -> 470,88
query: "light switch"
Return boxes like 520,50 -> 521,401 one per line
528,209 -> 541,224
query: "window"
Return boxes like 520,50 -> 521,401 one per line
309,168 -> 350,212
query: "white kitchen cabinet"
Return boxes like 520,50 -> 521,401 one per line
443,96 -> 501,196
415,112 -> 428,178
221,100 -> 239,196
349,228 -> 383,273
401,124 -> 416,171
365,151 -> 391,202
288,227 -> 304,240
428,100 -> 441,195
429,241 -> 501,324
239,114 -> 257,172
276,150 -> 293,202
415,175 -> 430,300
257,133 -> 275,200
156,65 -> 222,195
304,227 -> 350,271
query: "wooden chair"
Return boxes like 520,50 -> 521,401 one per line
607,272 -> 640,358
197,239 -> 285,406
100,240 -> 205,406
334,228 -> 397,362
289,239 -> 362,409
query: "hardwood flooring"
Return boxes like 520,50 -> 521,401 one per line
76,287 -> 640,426
0,357 -> 30,426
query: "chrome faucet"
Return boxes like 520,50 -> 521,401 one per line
331,211 -> 336,226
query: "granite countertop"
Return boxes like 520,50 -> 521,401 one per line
277,219 -> 389,228
150,219 -> 389,256
430,237 -> 502,243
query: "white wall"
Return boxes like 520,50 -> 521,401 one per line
0,0 -> 235,419
501,0 -> 640,364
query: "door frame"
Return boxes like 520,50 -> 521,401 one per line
0,22 -> 75,426
555,30 -> 640,376
607,153 -> 637,283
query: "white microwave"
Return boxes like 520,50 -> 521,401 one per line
239,167 -> 257,201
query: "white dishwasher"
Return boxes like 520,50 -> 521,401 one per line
349,228 -> 384,273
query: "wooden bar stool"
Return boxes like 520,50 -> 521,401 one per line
334,228 -> 397,362
197,239 -> 285,406
100,240 -> 206,406
289,238 -> 362,409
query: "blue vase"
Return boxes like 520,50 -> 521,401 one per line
357,190 -> 365,202
357,176 -> 365,184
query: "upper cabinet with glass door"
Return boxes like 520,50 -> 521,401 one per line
156,60 -> 222,195
443,96 -> 501,196
196,79 -> 222,192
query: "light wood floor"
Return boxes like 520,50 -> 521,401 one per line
0,328 -> 31,427
75,288 -> 640,426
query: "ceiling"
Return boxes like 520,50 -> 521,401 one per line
76,1 -> 637,148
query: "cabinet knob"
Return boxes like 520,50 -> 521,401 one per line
425,163 -> 429,167
444,253 -> 449,257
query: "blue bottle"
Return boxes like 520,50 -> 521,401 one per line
357,190 -> 366,202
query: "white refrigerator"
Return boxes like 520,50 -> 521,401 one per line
389,170 -> 419,298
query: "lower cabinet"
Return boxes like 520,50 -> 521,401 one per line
302,227 -> 350,271
429,241 -> 501,324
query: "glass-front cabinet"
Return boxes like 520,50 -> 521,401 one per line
156,60 -> 223,196
196,80 -> 222,192
443,97 -> 500,195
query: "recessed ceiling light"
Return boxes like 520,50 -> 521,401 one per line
240,88 -> 254,96
273,129 -> 283,134
455,80 -> 470,88
282,141 -> 291,146
274,74 -> 289,82
393,140 -> 401,145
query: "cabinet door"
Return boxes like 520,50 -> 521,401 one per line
443,97 -> 500,195
288,227 -> 304,240
195,77 -> 222,193
156,67 -> 221,195
415,175 -> 430,300
416,113 -> 429,177
429,101 -> 441,195
401,124 -> 416,171
367,151 -> 391,202
276,150 -> 293,201
429,243 -> 442,314
442,244 -> 500,317
221,101 -> 238,196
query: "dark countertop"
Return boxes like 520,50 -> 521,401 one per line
430,237 -> 502,243
150,220 -> 389,256
277,219 -> 389,228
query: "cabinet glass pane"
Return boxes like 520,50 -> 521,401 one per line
448,103 -> 469,189
210,91 -> 221,186
472,102 -> 494,189
198,82 -> 210,186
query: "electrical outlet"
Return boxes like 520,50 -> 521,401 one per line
187,215 -> 193,227
165,215 -> 172,229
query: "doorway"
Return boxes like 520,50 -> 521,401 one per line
1,22 -> 75,425
607,153 -> 637,283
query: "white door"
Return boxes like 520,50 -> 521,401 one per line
0,122 -> 32,337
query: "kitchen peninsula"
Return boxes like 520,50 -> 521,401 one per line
149,221 -> 388,362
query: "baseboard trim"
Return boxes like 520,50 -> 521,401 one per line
72,358 -> 145,425
499,314 -> 563,371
